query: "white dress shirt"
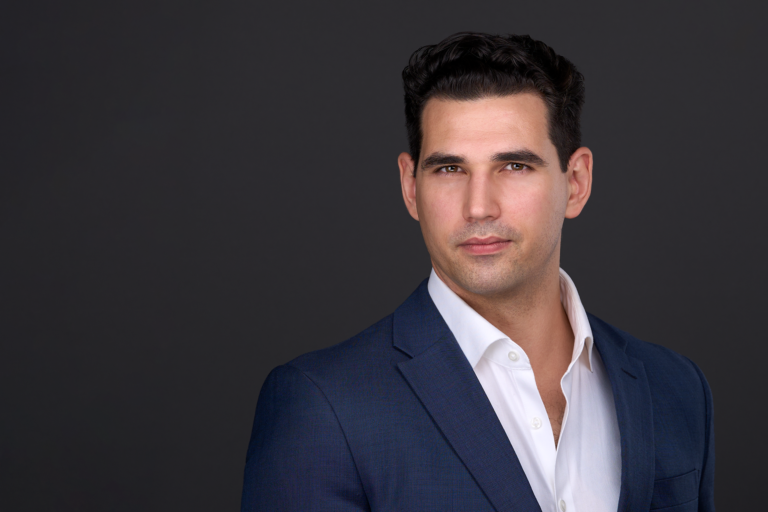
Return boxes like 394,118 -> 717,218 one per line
428,268 -> 621,512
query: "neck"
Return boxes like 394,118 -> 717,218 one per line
433,257 -> 574,368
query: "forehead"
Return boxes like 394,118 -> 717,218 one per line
420,93 -> 552,160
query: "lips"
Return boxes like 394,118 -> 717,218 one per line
459,236 -> 512,255
461,236 -> 508,245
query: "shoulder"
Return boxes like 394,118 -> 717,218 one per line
272,313 -> 407,406
587,312 -> 711,408
589,312 -> 702,373
286,313 -> 397,376
252,313 -> 400,443
256,311 -> 421,454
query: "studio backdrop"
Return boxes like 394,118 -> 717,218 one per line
2,0 -> 766,510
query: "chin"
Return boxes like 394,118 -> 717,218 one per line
449,262 -> 523,297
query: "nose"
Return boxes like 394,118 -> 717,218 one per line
463,172 -> 501,223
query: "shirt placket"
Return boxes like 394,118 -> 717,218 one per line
507,350 -> 559,504
554,368 -> 575,512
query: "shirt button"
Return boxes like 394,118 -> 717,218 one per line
559,499 -> 567,512
531,417 -> 542,429
507,351 -> 519,361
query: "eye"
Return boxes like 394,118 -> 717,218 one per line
504,162 -> 530,172
437,165 -> 461,174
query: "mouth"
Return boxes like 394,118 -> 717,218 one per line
458,236 -> 512,255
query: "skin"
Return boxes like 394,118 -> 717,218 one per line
398,93 -> 593,446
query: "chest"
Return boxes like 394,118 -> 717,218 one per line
539,382 -> 567,440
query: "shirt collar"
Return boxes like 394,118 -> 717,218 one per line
427,267 -> 595,372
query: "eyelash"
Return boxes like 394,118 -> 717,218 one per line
435,163 -> 531,174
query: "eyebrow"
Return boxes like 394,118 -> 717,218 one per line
491,150 -> 547,167
420,150 -> 548,170
421,152 -> 465,169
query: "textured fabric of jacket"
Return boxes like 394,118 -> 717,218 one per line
241,279 -> 715,512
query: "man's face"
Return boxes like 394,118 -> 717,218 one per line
399,93 -> 591,298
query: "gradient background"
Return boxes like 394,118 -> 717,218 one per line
2,0 -> 766,510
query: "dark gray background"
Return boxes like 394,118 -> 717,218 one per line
2,0 -> 765,510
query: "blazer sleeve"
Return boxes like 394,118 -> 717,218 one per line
689,359 -> 715,512
241,364 -> 369,512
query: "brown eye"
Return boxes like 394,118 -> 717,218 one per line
439,165 -> 460,173
506,162 -> 528,171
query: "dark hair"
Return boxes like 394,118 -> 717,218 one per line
402,32 -> 585,172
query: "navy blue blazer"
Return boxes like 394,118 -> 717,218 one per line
242,280 -> 715,511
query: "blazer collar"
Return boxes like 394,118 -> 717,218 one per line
393,280 -> 541,512
589,313 -> 656,512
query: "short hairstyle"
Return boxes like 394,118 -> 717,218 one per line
402,32 -> 585,173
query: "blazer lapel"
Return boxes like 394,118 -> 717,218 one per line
394,281 -> 541,512
589,314 -> 655,512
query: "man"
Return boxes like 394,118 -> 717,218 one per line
241,32 -> 715,512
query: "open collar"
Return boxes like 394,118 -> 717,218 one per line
427,268 -> 595,372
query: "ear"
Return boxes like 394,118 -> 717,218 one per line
398,152 -> 419,221
564,147 -> 593,219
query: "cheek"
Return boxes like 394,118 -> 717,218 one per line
417,185 -> 463,237
502,182 -> 565,234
